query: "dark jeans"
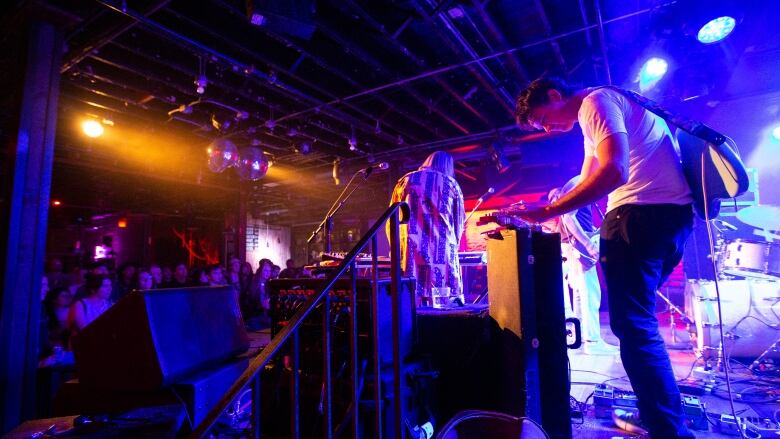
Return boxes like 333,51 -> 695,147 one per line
600,203 -> 694,439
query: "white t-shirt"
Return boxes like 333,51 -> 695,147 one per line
579,88 -> 693,213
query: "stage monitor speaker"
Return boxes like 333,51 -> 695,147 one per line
487,228 -> 571,439
72,286 -> 249,391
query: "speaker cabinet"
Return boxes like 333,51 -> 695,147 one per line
487,229 -> 571,439
72,286 -> 249,391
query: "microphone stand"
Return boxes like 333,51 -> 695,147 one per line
463,196 -> 489,229
307,168 -> 374,254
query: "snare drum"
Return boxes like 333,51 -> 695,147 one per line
721,240 -> 780,280
685,279 -> 780,360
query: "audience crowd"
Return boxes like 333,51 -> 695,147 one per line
39,256 -> 305,367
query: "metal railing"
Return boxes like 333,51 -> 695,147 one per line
189,201 -> 410,439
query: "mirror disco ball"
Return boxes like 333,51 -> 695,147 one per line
236,146 -> 269,181
207,138 -> 239,173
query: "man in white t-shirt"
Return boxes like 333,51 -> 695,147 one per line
514,77 -> 694,439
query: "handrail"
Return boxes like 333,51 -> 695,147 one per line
190,201 -> 410,438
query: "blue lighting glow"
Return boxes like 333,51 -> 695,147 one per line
638,57 -> 668,91
772,126 -> 780,141
697,16 -> 736,44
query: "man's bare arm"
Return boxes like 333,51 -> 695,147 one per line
544,132 -> 629,219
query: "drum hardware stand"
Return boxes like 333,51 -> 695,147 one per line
656,289 -> 694,349
749,337 -> 780,374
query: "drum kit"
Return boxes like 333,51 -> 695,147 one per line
685,205 -> 780,370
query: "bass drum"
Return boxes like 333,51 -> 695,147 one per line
721,240 -> 780,280
685,279 -> 780,360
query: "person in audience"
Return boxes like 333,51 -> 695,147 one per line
191,267 -> 209,286
161,265 -> 173,286
68,267 -> 88,297
73,262 -> 110,301
45,257 -> 69,290
246,259 -> 273,315
271,264 -> 281,279
149,264 -> 163,288
279,258 -> 299,278
226,257 -> 242,287
67,274 -> 113,342
114,262 -> 136,300
206,264 -> 225,286
166,262 -> 189,288
239,261 -> 254,297
43,286 -> 73,351
136,268 -> 153,290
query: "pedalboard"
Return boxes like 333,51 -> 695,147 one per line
593,385 -> 708,430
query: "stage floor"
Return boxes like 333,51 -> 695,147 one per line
569,311 -> 780,438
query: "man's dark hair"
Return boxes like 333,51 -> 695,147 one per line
85,273 -> 109,292
514,76 -> 578,129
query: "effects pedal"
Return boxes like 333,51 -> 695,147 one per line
681,395 -> 708,431
593,384 -> 638,419
715,414 -> 780,437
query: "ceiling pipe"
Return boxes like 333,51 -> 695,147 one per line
577,0 -> 599,80
61,0 -> 174,73
273,1 -> 674,124
593,0 -> 613,85
87,42 -> 353,156
334,0 -> 492,127
92,0 -> 406,153
167,4 -> 429,146
309,18 -> 477,133
531,0 -> 568,70
419,0 -> 516,114
469,0 -> 531,85
208,0 -> 438,143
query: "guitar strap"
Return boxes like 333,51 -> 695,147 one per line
594,86 -> 726,145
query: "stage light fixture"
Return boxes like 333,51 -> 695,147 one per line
697,16 -> 736,44
639,57 -> 668,92
772,126 -> 780,141
52,200 -> 61,206
82,120 -> 104,138
195,74 -> 207,95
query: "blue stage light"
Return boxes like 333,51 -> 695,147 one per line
639,57 -> 668,91
772,126 -> 780,141
697,16 -> 736,44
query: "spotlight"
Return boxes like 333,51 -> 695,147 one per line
296,142 -> 311,155
82,120 -> 104,138
638,57 -> 668,92
772,126 -> 780,141
697,16 -> 736,44
52,200 -> 61,206
195,74 -> 207,95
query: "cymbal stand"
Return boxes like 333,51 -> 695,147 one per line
656,289 -> 694,349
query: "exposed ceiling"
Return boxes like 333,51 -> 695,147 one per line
4,0 -> 780,226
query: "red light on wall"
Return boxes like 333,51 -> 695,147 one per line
117,218 -> 127,228
52,200 -> 61,206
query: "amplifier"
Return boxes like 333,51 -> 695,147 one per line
268,277 -> 416,367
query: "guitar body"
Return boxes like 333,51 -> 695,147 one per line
677,129 -> 750,220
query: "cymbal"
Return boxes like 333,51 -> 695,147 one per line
736,205 -> 780,230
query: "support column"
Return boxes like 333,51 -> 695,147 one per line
0,20 -> 64,433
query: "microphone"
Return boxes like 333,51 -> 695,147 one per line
361,162 -> 390,176
477,187 -> 495,203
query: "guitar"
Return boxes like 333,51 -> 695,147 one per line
676,129 -> 749,219
564,231 -> 599,271
476,210 -> 532,229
